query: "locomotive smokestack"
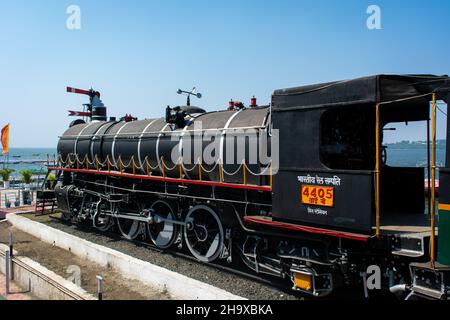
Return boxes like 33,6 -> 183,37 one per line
91,95 -> 107,122
66,86 -> 107,122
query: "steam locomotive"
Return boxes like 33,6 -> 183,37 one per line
53,75 -> 450,299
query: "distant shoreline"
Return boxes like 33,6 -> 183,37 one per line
385,139 -> 446,150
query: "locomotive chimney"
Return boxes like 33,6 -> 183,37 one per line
250,96 -> 257,108
66,86 -> 107,122
91,95 -> 107,122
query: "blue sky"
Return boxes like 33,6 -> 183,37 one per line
0,0 -> 449,147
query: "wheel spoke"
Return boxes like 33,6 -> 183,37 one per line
205,233 -> 220,258
117,214 -> 142,240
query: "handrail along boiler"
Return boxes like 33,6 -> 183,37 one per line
52,75 -> 450,299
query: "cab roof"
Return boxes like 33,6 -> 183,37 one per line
273,74 -> 450,110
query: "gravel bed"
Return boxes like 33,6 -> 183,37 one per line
20,213 -> 300,300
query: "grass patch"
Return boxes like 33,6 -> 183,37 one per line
20,211 -> 62,223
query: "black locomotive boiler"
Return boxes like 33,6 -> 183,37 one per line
53,75 -> 450,299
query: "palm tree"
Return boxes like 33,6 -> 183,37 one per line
0,168 -> 15,189
20,169 -> 33,205
20,169 -> 33,184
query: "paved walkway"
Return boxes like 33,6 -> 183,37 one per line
1,211 -> 34,300
0,205 -> 35,220
0,273 -> 34,300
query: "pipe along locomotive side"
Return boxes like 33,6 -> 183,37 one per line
53,75 -> 450,299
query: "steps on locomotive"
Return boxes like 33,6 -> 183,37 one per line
409,261 -> 450,300
390,232 -> 432,258
378,213 -> 436,258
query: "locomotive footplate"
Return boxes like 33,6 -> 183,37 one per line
409,261 -> 450,300
243,215 -> 370,242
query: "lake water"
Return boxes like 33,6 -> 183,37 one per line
387,148 -> 446,177
1,148 -> 57,177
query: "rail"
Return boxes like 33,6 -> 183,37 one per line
375,93 -> 438,264
431,93 -> 437,264
0,190 -> 35,209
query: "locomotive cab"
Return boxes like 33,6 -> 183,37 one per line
272,75 -> 448,232
271,75 -> 450,298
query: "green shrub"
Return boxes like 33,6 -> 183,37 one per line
20,169 -> 33,184
0,168 -> 15,182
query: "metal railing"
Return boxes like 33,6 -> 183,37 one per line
375,93 -> 438,264
0,190 -> 36,209
57,153 -> 273,188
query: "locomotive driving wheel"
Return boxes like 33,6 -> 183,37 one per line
115,203 -> 145,240
92,200 -> 114,232
184,205 -> 224,263
147,200 -> 179,249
